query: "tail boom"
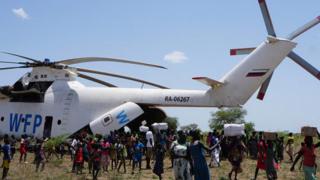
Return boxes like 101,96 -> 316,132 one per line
211,37 -> 296,106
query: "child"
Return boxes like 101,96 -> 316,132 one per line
109,140 -> 117,170
117,139 -> 127,173
131,138 -> 144,174
100,138 -> 110,172
19,137 -> 27,163
34,139 -> 46,172
276,136 -> 284,162
2,138 -> 11,180
10,135 -> 16,160
285,133 -> 294,162
86,137 -> 94,173
91,143 -> 102,180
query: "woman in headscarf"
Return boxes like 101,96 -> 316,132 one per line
209,131 -> 221,168
153,142 -> 165,180
189,130 -> 210,180
228,136 -> 247,180
172,131 -> 192,180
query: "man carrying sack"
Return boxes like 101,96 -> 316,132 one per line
291,127 -> 320,180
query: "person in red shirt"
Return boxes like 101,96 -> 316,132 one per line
19,137 -> 27,163
75,142 -> 84,174
253,132 -> 267,180
291,132 -> 320,180
100,138 -> 110,172
86,137 -> 94,174
91,143 -> 102,180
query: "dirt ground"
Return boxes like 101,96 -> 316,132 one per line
3,148 -> 316,180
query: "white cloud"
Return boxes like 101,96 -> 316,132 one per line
164,51 -> 188,63
12,8 -> 29,20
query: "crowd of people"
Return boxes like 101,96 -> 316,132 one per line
0,127 -> 319,180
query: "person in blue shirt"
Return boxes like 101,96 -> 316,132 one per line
2,138 -> 12,180
131,137 -> 144,174
189,130 -> 210,180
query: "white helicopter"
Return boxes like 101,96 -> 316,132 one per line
0,0 -> 319,138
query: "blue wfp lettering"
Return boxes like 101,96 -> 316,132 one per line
116,110 -> 129,125
9,113 -> 43,134
33,115 -> 42,134
24,114 -> 32,133
9,113 -> 21,132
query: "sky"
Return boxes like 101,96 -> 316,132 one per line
0,1 -> 319,132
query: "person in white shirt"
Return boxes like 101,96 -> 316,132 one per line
145,130 -> 154,169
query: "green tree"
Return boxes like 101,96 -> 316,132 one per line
244,121 -> 255,135
180,123 -> 199,131
164,116 -> 179,131
209,107 -> 254,134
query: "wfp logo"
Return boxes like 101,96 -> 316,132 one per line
116,110 -> 129,125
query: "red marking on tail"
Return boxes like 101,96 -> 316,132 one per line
246,72 -> 267,77
192,77 -> 205,80
257,92 -> 265,100
258,0 -> 266,4
317,72 -> 320,80
230,49 -> 237,55
317,16 -> 320,20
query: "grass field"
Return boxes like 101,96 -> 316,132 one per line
3,143 -> 318,180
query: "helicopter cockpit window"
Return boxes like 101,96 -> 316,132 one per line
9,80 -> 53,103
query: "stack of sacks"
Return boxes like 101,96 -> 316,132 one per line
301,126 -> 318,137
224,124 -> 245,137
152,122 -> 168,130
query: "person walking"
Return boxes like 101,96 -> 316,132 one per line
285,132 -> 295,162
253,132 -> 267,180
100,138 -> 110,172
153,140 -> 165,179
91,143 -> 102,180
172,131 -> 192,180
131,138 -> 144,174
228,136 -> 247,180
291,133 -> 320,180
209,131 -> 221,167
265,140 -> 278,180
109,140 -> 117,170
75,142 -> 84,174
2,138 -> 11,180
34,139 -> 46,172
189,130 -> 210,180
19,137 -> 27,163
117,139 -> 127,173
145,130 -> 154,169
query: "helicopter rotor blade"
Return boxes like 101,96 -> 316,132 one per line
77,73 -> 117,87
0,66 -> 30,70
287,16 -> 320,40
288,51 -> 320,80
1,51 -> 41,63
257,73 -> 273,100
76,67 -> 169,89
258,0 -> 276,36
56,57 -> 167,69
0,61 -> 28,65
